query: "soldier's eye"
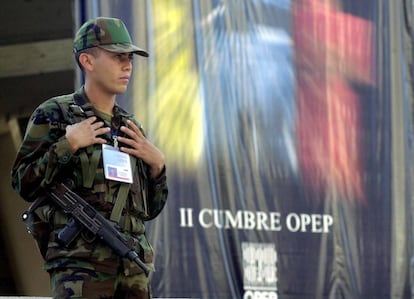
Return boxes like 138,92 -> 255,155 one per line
115,53 -> 133,63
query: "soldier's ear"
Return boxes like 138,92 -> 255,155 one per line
78,53 -> 94,71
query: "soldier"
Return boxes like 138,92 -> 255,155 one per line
11,17 -> 168,299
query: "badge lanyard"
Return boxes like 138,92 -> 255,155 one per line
104,109 -> 133,184
110,113 -> 122,148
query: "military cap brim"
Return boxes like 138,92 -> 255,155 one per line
98,44 -> 149,57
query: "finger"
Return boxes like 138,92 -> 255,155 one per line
91,121 -> 106,130
95,127 -> 111,135
121,121 -> 144,141
119,146 -> 136,156
85,116 -> 97,124
94,137 -> 108,144
117,136 -> 135,148
126,120 -> 144,137
120,126 -> 136,140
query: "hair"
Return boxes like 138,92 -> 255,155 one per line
74,47 -> 100,71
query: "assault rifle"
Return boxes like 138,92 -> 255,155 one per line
47,182 -> 151,276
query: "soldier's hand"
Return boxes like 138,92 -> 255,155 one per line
65,117 -> 110,153
117,120 -> 165,178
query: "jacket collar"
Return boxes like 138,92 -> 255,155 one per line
72,86 -> 133,118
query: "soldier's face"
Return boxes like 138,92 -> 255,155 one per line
89,48 -> 134,95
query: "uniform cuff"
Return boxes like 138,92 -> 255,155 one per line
54,138 -> 73,164
149,165 -> 167,190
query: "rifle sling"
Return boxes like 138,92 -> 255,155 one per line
110,156 -> 137,224
80,148 -> 101,188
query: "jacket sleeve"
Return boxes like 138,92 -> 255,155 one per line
11,99 -> 74,202
144,166 -> 168,221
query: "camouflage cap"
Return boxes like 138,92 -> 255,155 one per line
73,17 -> 149,57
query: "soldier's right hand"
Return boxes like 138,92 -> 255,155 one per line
65,117 -> 110,153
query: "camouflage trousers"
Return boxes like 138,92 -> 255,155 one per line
49,266 -> 151,299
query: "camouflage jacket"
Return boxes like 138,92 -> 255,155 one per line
11,86 -> 168,274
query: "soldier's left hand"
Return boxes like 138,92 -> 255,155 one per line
117,120 -> 165,178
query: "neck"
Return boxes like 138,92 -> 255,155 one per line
84,81 -> 116,114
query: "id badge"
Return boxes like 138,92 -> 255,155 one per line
102,144 -> 133,183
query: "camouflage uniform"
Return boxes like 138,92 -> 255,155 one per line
11,17 -> 167,299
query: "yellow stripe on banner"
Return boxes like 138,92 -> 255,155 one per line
133,0 -> 204,172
